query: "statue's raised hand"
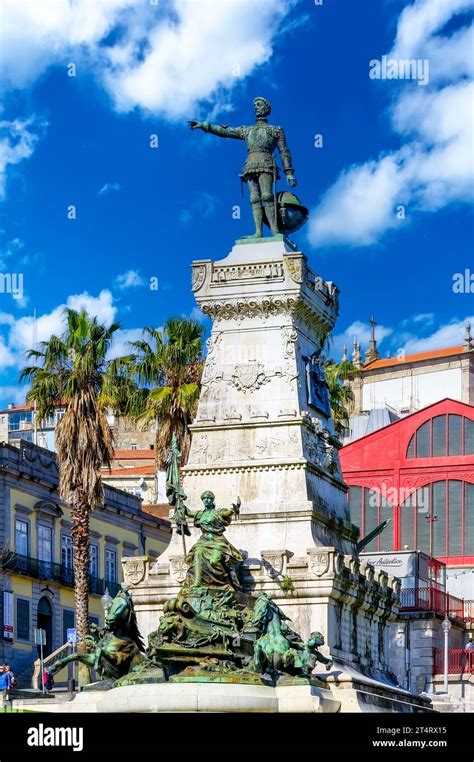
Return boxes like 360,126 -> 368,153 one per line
287,175 -> 297,188
188,119 -> 202,130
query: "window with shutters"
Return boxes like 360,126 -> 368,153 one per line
399,480 -> 474,558
465,483 -> 474,555
432,415 -> 446,457
448,481 -> 462,557
432,481 -> 446,558
379,495 -> 392,551
415,486 -> 430,555
406,415 -> 474,458
105,549 -> 117,582
15,519 -> 28,556
464,418 -> 474,455
16,598 -> 30,641
448,415 -> 462,456
348,486 -> 393,551
416,421 -> 430,458
401,492 -> 414,551
61,535 -> 73,569
349,486 -> 362,532
89,545 -> 99,578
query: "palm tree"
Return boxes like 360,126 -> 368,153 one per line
324,357 -> 359,436
126,318 -> 204,468
20,308 -> 133,644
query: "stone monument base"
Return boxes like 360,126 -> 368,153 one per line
13,673 -> 432,714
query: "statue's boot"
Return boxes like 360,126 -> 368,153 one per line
263,201 -> 279,236
252,201 -> 263,237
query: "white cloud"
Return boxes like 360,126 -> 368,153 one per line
0,237 -> 24,270
104,0 -> 293,118
8,289 -> 117,362
179,192 -> 218,225
0,117 -> 46,200
410,312 -> 435,325
0,0 -> 137,91
1,288 -> 157,372
401,315 -> 474,354
187,306 -> 207,324
98,182 -> 121,195
0,385 -> 27,407
0,0 -> 294,119
66,289 -> 117,327
0,1 -> 294,197
309,0 -> 474,248
0,312 -> 15,326
331,320 -> 393,358
332,313 -> 474,361
114,270 -> 146,290
391,0 -> 474,69
108,327 -> 144,360
0,335 -> 16,368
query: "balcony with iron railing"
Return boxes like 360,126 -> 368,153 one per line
433,648 -> 474,675
3,553 -> 121,598
399,585 -> 465,620
463,600 -> 474,626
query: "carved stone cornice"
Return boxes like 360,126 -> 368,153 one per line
183,461 -> 308,475
199,294 -> 336,336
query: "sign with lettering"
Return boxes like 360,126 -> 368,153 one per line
67,628 -> 77,645
3,591 -> 13,639
361,552 -> 418,579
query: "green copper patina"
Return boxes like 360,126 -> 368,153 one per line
165,433 -> 190,553
183,490 -> 243,590
49,587 -> 150,683
189,97 -> 308,238
143,454 -> 333,685
49,468 -> 332,688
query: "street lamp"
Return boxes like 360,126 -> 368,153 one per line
101,588 -> 112,623
442,615 -> 452,694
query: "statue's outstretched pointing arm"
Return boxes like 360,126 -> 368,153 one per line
189,120 -> 245,140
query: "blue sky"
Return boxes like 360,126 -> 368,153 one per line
0,0 -> 473,407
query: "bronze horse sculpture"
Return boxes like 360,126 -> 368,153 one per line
251,593 -> 333,676
50,587 -> 148,682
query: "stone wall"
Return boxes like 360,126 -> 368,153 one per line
113,416 -> 157,450
388,614 -> 465,692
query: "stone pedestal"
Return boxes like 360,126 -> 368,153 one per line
120,237 -> 431,711
179,238 -> 356,558
13,675 -> 432,714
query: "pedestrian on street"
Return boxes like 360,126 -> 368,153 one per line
0,663 -> 13,708
42,670 -> 54,693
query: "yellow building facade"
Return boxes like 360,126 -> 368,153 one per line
0,440 -> 171,684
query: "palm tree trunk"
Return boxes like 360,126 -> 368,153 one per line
71,491 -> 91,685
72,498 -> 91,638
154,415 -> 160,501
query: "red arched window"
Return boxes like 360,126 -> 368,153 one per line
348,486 -> 393,551
399,480 -> 474,558
406,415 -> 474,459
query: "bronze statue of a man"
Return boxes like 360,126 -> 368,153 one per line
189,97 -> 297,238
